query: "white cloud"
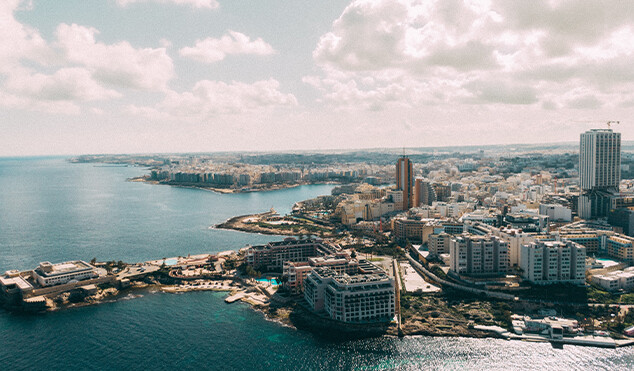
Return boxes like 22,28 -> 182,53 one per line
56,23 -> 175,91
0,0 -> 52,71
130,79 -> 297,119
308,0 -> 634,110
179,31 -> 275,63
116,0 -> 219,9
5,67 -> 121,102
0,3 -> 176,114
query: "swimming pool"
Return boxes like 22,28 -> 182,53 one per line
164,258 -> 178,266
256,278 -> 280,285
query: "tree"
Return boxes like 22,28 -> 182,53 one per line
90,258 -> 97,266
350,250 -> 357,259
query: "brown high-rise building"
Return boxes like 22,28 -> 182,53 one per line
396,156 -> 413,210
414,179 -> 436,207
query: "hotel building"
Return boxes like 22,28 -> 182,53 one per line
32,261 -> 99,287
282,254 -> 358,294
304,260 -> 395,323
245,239 -> 336,271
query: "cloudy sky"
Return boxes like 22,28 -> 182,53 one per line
2,0 -> 634,156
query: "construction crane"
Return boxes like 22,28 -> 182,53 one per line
607,120 -> 620,129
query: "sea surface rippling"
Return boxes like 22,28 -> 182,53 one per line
1,157 -> 633,370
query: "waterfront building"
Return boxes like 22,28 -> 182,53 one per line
0,270 -> 34,297
579,129 -> 621,219
245,239 -> 336,271
304,260 -> 395,323
519,240 -> 586,285
282,254 -> 358,294
396,157 -> 414,210
449,235 -> 509,277
32,261 -> 99,287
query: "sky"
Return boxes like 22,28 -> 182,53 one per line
2,0 -> 634,156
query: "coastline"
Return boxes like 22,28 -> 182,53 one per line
5,264 -> 633,349
128,176 -> 334,194
214,211 -> 337,237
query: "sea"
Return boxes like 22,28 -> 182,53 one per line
1,157 -> 633,371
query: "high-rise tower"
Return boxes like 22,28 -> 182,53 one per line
579,129 -> 621,219
396,156 -> 413,210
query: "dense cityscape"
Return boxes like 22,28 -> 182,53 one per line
5,1 -> 634,368
3,127 -> 634,350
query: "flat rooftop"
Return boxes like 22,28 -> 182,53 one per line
36,261 -> 95,277
0,275 -> 34,290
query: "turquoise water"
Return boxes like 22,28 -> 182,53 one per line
257,278 -> 280,285
1,157 -> 634,370
164,258 -> 179,266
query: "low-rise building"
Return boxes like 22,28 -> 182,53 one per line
591,267 -> 634,291
246,239 -> 336,271
0,270 -> 34,296
32,261 -> 98,287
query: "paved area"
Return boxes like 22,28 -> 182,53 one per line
401,262 -> 441,293
117,264 -> 159,279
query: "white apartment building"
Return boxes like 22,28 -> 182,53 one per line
429,232 -> 451,256
449,235 -> 509,277
580,129 -> 621,191
519,240 -> 586,285
579,129 -> 621,219
539,204 -> 572,222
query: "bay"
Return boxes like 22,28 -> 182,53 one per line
1,157 -> 633,370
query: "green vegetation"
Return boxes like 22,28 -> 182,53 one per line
400,293 -> 513,332
223,259 -> 239,271
429,265 -> 447,280
255,221 -> 332,235
245,265 -> 262,278
104,260 -> 127,272
349,242 -> 405,258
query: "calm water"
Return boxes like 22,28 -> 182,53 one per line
1,157 -> 633,370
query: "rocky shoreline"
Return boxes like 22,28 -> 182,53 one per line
214,211 -> 285,236
128,176 -> 310,194
214,212 -> 336,237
